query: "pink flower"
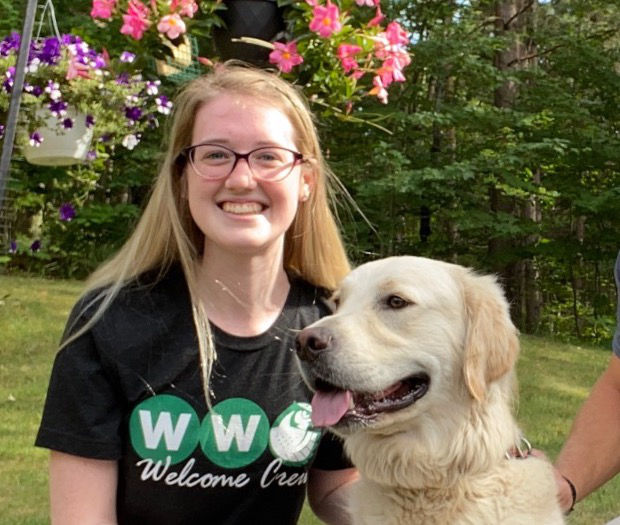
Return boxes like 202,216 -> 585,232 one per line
385,21 -> 409,47
309,3 -> 342,38
170,0 -> 199,18
157,13 -> 187,39
90,0 -> 116,19
305,0 -> 318,5
120,0 -> 151,40
269,41 -> 304,73
337,43 -> 362,73
369,75 -> 388,104
367,6 -> 385,27
376,57 -> 406,87
355,0 -> 378,6
66,55 -> 91,80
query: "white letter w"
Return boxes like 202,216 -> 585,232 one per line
210,414 -> 260,452
139,410 -> 191,451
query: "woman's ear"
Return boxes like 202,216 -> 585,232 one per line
299,164 -> 316,202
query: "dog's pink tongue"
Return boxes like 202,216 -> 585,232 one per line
311,390 -> 353,427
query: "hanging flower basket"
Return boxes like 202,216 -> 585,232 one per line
0,32 -> 170,163
22,107 -> 93,166
88,0 -> 413,111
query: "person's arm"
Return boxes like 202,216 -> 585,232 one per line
554,354 -> 620,512
50,451 -> 118,525
307,467 -> 359,525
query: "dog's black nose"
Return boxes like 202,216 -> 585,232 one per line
296,327 -> 333,362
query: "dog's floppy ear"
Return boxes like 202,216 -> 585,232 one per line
462,271 -> 519,402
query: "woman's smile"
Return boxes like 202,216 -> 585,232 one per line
220,201 -> 266,215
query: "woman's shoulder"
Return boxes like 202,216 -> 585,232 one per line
287,273 -> 333,319
71,263 -> 188,324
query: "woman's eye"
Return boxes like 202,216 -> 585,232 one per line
204,150 -> 230,161
254,149 -> 285,164
385,295 -> 410,309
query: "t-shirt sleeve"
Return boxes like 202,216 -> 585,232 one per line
311,432 -> 353,470
35,301 -> 124,459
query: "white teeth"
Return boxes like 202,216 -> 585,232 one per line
222,202 -> 263,214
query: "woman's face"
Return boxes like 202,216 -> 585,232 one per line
185,93 -> 313,259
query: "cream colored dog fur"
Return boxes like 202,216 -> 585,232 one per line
296,256 -> 563,524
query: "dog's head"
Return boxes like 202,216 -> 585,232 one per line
295,256 -> 519,436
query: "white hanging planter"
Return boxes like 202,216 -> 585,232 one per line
23,108 -> 93,166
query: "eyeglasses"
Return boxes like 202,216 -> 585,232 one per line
179,143 -> 304,182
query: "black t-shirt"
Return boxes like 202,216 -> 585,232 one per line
36,266 -> 350,524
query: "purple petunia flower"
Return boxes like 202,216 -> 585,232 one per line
36,37 -> 62,65
59,203 -> 76,221
2,66 -> 15,92
156,95 -> 173,115
9,240 -> 17,254
45,80 -> 61,100
30,240 -> 41,252
85,114 -> 95,128
62,118 -> 74,129
49,100 -> 68,117
29,132 -> 43,147
145,80 -> 160,95
31,84 -> 43,97
120,51 -> 136,63
86,150 -> 97,161
116,72 -> 130,85
125,106 -> 142,122
0,32 -> 20,57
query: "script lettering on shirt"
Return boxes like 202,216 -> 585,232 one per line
136,457 -> 251,489
260,459 -> 308,488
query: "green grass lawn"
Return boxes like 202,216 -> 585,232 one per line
0,274 -> 618,524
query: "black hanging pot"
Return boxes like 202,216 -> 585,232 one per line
213,0 -> 285,66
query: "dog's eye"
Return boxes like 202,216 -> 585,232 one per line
384,295 -> 410,309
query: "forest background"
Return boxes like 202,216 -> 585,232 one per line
1,0 -> 619,346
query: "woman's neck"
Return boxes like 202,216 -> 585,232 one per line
196,247 -> 291,337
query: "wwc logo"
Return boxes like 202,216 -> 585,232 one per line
129,395 -> 321,469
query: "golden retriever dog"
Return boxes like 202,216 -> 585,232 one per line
296,256 -> 563,524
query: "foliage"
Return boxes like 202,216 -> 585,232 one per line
1,274 -> 618,524
5,129 -> 162,278
1,0 -> 619,345
324,0 -> 619,342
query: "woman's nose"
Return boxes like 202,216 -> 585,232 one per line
224,157 -> 258,190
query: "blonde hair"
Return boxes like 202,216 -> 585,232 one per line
66,63 -> 350,403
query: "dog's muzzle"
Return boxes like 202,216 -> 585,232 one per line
295,326 -> 334,363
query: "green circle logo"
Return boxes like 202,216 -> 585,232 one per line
129,394 -> 200,465
200,398 -> 269,468
269,402 -> 321,466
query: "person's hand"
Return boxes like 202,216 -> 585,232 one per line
552,466 -> 576,513
530,449 -> 575,514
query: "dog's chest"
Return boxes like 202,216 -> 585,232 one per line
350,481 -> 469,525
348,468 -> 565,525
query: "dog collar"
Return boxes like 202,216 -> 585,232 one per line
505,436 -> 532,460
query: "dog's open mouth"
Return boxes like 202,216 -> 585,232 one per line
310,373 -> 431,428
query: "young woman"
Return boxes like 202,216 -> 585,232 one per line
36,63 -> 358,524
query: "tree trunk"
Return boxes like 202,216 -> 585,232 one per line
490,0 -> 538,329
